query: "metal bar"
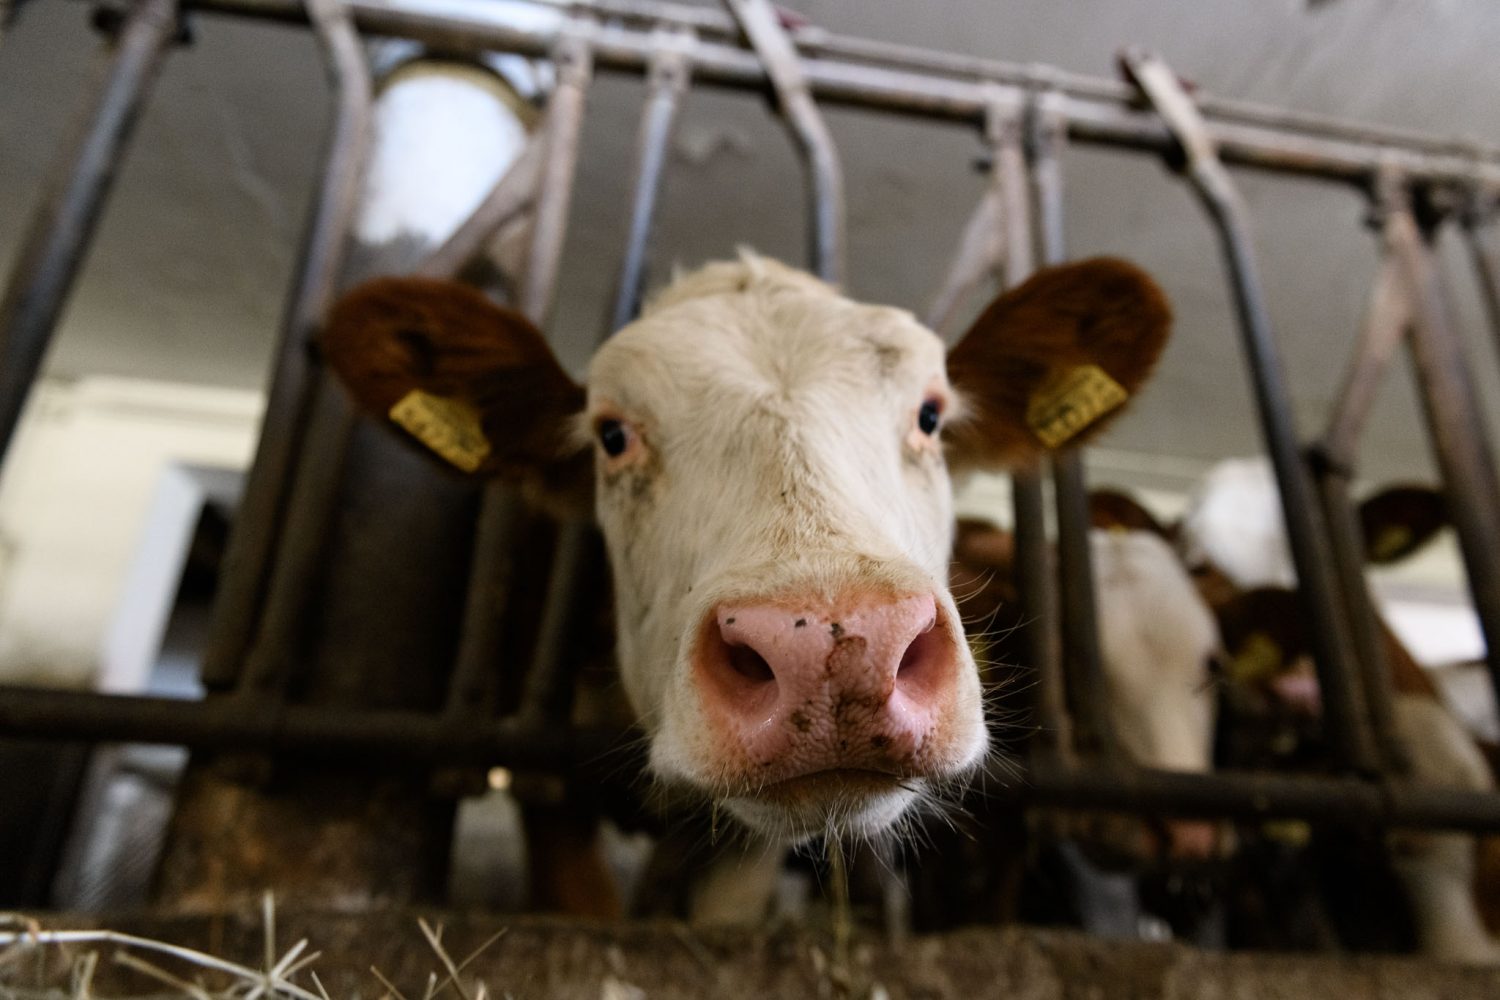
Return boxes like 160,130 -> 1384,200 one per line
200,0 -> 374,688
518,519 -> 595,721
445,490 -> 527,719
610,31 -> 691,332
534,0 -> 1500,166
1462,202 -> 1500,365
1385,188 -> 1500,713
1123,50 -> 1379,775
723,0 -> 845,283
518,41 -> 686,721
1309,183 -> 1419,775
0,685 -> 616,770
1027,92 -> 1091,764
441,39 -> 592,722
415,137 -> 545,280
0,0 -> 178,469
1313,464 -> 1409,774
984,96 -> 1075,758
1319,253 -> 1410,469
136,0 -> 1500,189
234,384 -> 356,696
6,685 -> 1500,831
520,29 -> 592,323
1020,757 -> 1500,832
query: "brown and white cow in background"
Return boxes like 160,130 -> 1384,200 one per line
322,254 -> 1171,859
936,514 -> 1225,941
1122,456 -> 1500,963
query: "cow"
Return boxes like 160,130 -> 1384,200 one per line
319,253 -> 1171,852
926,514 -> 1225,942
1106,458 -> 1500,963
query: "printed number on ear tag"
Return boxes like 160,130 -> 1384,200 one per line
1025,364 -> 1128,449
389,390 -> 492,473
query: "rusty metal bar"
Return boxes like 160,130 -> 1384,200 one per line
7,684 -> 1500,831
130,0 -> 1500,190
200,0 -> 374,688
610,31 -> 691,332
0,0 -> 178,469
1029,91 -> 1090,764
1123,50 -> 1379,775
723,0 -> 844,283
1384,186 -> 1500,711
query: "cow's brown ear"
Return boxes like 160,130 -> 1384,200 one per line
321,277 -> 586,480
1087,488 -> 1173,538
1358,485 -> 1448,564
944,258 -> 1171,470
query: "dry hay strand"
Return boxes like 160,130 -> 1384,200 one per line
0,895 -> 509,1000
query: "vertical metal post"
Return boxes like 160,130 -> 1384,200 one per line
610,33 -> 692,333
723,0 -> 845,283
1386,186 -> 1500,711
1312,199 -> 1416,775
1123,51 -> 1379,774
521,30 -> 593,324
201,0 -> 374,688
984,96 -> 1070,757
1029,91 -> 1089,761
520,37 -> 690,722
1462,191 -> 1500,364
0,0 -> 178,469
440,37 -> 591,723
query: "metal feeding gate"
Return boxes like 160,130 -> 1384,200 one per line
4,0 -> 1500,906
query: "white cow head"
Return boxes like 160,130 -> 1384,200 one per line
322,253 -> 1171,842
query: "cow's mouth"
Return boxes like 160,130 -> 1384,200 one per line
755,767 -> 906,806
722,768 -> 922,840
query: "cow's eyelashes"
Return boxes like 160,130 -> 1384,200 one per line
598,418 -> 629,457
917,398 -> 943,436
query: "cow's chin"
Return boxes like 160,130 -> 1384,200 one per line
722,771 -> 923,843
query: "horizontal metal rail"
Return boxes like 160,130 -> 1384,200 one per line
108,0 -> 1500,189
5,684 -> 1500,831
537,0 -> 1500,166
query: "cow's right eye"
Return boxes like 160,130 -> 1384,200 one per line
598,419 -> 629,457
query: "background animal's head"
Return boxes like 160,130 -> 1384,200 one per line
322,253 -> 1171,842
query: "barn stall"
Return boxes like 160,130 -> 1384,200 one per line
2,0 -> 1500,995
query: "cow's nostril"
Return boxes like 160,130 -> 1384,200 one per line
895,620 -> 947,699
726,642 -> 776,684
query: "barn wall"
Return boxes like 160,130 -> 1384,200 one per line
0,378 -> 260,688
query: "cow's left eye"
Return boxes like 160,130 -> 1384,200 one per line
598,419 -> 629,457
917,399 -> 943,436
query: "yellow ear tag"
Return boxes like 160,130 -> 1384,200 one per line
1371,524 -> 1413,562
1026,364 -> 1129,448
1229,632 -> 1283,685
388,390 -> 491,473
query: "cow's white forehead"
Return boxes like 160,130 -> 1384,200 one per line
586,256 -> 946,415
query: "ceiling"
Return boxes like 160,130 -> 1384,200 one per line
3,0 -> 1500,489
